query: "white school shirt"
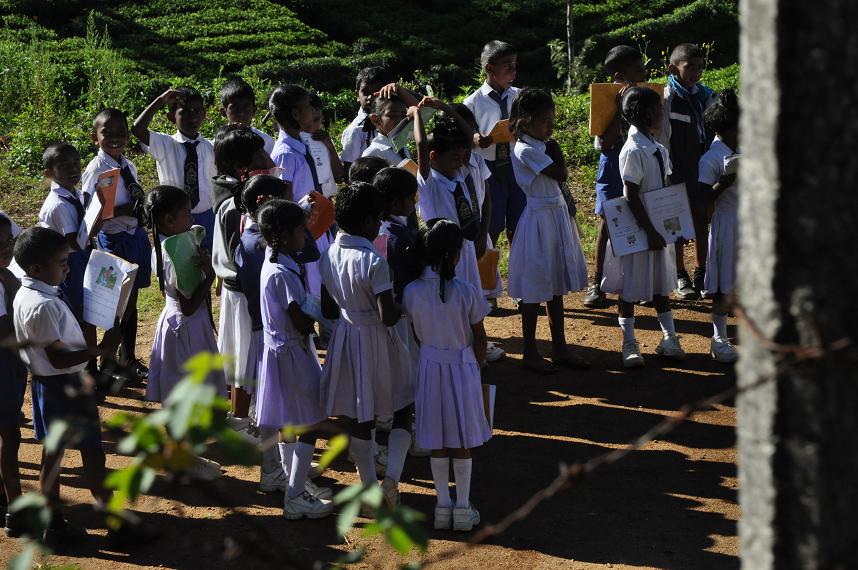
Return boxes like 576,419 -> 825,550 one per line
272,131 -> 316,203
251,126 -> 275,156
0,211 -> 21,238
463,82 -> 521,162
212,197 -> 238,281
81,150 -> 139,234
142,130 -> 215,215
417,167 -> 472,223
512,134 -> 564,199
39,182 -> 83,236
300,132 -> 338,197
320,232 -> 392,315
620,125 -> 672,194
699,136 -> 738,214
340,109 -> 372,164
464,152 -> 492,208
362,132 -> 410,167
13,276 -> 87,376
403,268 -> 489,351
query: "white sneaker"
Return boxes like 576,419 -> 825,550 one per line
283,491 -> 332,520
304,478 -> 333,500
381,477 -> 399,509
656,335 -> 686,360
711,336 -> 738,362
434,505 -> 452,530
452,502 -> 481,532
186,456 -> 223,482
259,467 -> 287,493
375,444 -> 388,477
485,342 -> 506,363
622,340 -> 645,369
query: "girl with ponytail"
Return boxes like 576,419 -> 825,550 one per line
403,218 -> 491,532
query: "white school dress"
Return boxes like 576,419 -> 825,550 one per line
507,135 -> 588,303
700,136 -> 738,294
601,125 -> 677,302
417,168 -> 489,312
464,152 -> 503,298
362,132 -> 410,167
403,268 -> 491,450
256,250 -> 325,429
319,233 -> 415,423
147,235 -> 225,402
340,109 -> 373,164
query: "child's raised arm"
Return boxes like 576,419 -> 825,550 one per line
413,106 -> 430,179
541,139 -> 569,182
313,130 -> 347,184
375,83 -> 420,108
132,89 -> 184,146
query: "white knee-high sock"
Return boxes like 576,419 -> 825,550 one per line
278,442 -> 296,480
288,442 -> 314,499
350,437 -> 377,487
452,458 -> 473,508
657,311 -> 676,338
618,317 -> 636,343
430,457 -> 452,508
385,428 -> 410,482
712,313 -> 728,339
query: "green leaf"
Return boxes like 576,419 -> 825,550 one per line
8,492 -> 47,514
362,484 -> 383,508
44,418 -> 69,453
8,543 -> 35,570
336,549 -> 364,565
281,424 -> 308,440
215,425 -> 258,466
316,433 -> 348,472
183,351 -> 224,384
386,525 -> 413,555
106,411 -> 130,428
139,466 -> 156,494
333,482 -> 366,505
336,497 -> 361,537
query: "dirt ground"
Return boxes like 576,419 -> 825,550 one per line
0,279 -> 739,570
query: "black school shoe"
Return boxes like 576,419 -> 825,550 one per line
42,512 -> 87,549
692,267 -> 709,299
5,511 -> 39,539
675,270 -> 698,300
583,283 -> 607,308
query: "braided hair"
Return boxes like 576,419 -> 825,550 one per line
418,218 -> 463,303
257,198 -> 306,263
143,185 -> 191,292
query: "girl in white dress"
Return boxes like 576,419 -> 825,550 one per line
699,90 -> 740,363
319,182 -> 414,507
601,87 -> 685,368
403,219 -> 490,532
507,88 -> 590,374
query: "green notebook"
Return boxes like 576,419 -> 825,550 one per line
162,225 -> 206,298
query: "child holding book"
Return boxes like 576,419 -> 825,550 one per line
340,66 -> 394,172
301,93 -> 345,198
362,86 -> 420,167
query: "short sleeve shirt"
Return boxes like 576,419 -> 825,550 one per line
272,131 -> 315,203
39,182 -> 83,236
141,130 -> 216,214
417,168 -> 471,224
81,150 -> 140,234
619,125 -> 673,194
362,132 -> 410,167
463,82 -> 521,162
260,250 -> 306,346
320,232 -> 392,317
340,109 -> 372,164
512,135 -> 557,197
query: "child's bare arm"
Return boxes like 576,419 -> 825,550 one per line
376,289 -> 402,327
45,327 -> 121,369
132,89 -> 183,146
321,285 -> 339,320
625,181 -> 666,250
419,97 -> 474,141
540,139 -> 569,182
375,83 -> 420,107
0,315 -> 11,341
470,321 -> 487,367
286,301 -> 316,335
313,131 -> 346,183
413,106 -> 430,179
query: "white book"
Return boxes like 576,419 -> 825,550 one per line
83,250 -> 138,329
604,183 -> 695,257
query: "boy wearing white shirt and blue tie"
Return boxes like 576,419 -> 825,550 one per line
340,66 -> 394,173
464,40 -> 523,245
132,87 -> 217,251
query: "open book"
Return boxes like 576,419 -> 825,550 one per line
83,250 -> 138,329
588,82 -> 666,136
77,168 -> 119,249
603,183 -> 695,257
388,107 -> 437,153
162,225 -> 206,298
486,119 -> 514,144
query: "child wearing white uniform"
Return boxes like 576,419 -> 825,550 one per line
699,90 -> 740,362
403,219 -> 490,532
340,66 -> 395,170
507,89 -> 590,374
601,87 -> 685,368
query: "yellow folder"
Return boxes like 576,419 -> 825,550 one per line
589,82 -> 665,137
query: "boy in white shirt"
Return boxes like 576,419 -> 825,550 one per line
362,85 -> 421,166
219,77 -> 275,155
13,227 -> 121,545
132,87 -> 217,250
464,40 -> 523,245
340,66 -> 394,173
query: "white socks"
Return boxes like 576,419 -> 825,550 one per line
712,312 -> 728,339
278,441 -> 296,480
350,437 -> 377,487
430,457 -> 452,508
288,442 -> 314,499
657,310 -> 676,338
452,458 -> 472,508
618,316 -> 636,343
385,428 -> 411,483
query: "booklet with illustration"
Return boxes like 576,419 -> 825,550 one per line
299,132 -> 337,198
589,82 -> 666,136
83,249 -> 138,329
162,225 -> 206,298
77,168 -> 120,249
486,119 -> 514,144
603,183 -> 694,257
388,107 -> 437,153
396,158 -> 419,177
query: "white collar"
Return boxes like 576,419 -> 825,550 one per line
479,81 -> 511,99
335,232 -> 376,252
173,131 -> 204,144
429,168 -> 465,193
279,130 -> 307,154
96,149 -> 128,169
49,181 -> 79,199
20,276 -> 59,296
518,133 -> 546,152
627,125 -> 658,153
420,266 -> 440,279
711,135 -> 735,155
370,132 -> 394,149
274,249 -> 300,272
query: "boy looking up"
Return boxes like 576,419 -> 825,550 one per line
464,40 -> 523,245
132,87 -> 217,250
219,77 -> 275,155
656,43 -> 717,299
340,66 -> 394,172
584,46 -> 646,308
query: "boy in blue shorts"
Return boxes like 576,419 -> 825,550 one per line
132,87 -> 217,251
584,46 -> 646,308
463,40 -> 523,245
13,227 -> 121,545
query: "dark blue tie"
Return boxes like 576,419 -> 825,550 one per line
487,90 -> 511,169
304,145 -> 322,193
183,141 -> 200,208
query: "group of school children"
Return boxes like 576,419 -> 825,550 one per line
0,38 -> 740,545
